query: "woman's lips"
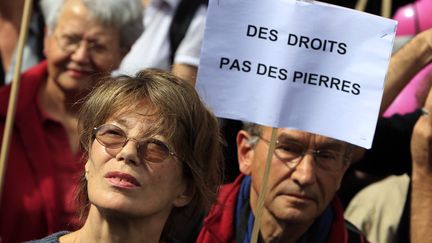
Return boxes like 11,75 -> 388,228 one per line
67,68 -> 93,78
104,171 -> 141,189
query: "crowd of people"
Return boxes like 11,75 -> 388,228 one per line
1,0 -> 432,242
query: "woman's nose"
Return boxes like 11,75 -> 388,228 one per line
70,42 -> 92,63
115,140 -> 141,166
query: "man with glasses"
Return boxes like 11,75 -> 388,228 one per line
0,0 -> 142,242
197,123 -> 368,243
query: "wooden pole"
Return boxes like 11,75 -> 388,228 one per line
381,0 -> 392,18
251,127 -> 278,243
0,0 -> 34,202
355,0 -> 368,12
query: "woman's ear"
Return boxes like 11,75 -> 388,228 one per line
84,160 -> 91,180
173,183 -> 194,208
237,130 -> 256,175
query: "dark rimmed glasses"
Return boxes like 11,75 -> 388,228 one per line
256,136 -> 345,171
93,124 -> 177,163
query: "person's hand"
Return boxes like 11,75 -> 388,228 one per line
411,110 -> 432,175
408,31 -> 432,173
381,29 -> 432,115
407,29 -> 432,69
410,87 -> 432,243
411,88 -> 432,176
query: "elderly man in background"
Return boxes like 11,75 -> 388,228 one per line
197,124 -> 368,242
0,0 -> 143,242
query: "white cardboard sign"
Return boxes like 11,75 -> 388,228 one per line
196,0 -> 397,148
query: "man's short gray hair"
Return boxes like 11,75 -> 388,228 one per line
40,0 -> 143,48
242,122 -> 261,136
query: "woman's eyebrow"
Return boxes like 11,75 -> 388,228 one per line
110,118 -> 130,128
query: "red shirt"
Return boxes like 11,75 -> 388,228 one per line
0,61 -> 83,243
38,100 -> 83,230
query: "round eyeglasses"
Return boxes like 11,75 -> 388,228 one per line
55,33 -> 111,58
93,124 -> 177,163
256,136 -> 345,171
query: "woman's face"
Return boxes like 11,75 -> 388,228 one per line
85,103 -> 191,219
44,0 -> 127,93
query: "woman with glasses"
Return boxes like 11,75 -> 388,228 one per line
0,0 -> 143,242
29,69 -> 223,242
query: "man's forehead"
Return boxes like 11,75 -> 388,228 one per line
261,126 -> 346,147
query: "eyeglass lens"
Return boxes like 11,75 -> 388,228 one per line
273,140 -> 343,170
56,33 -> 108,56
95,124 -> 171,163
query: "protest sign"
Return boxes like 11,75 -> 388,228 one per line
196,0 -> 397,148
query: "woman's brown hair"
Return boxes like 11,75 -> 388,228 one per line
76,69 -> 223,236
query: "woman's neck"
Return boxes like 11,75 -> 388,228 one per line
61,206 -> 168,243
38,78 -> 84,153
39,79 -> 79,118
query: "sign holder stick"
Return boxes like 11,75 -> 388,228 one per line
355,0 -> 368,11
0,0 -> 34,203
381,0 -> 392,18
251,127 -> 278,243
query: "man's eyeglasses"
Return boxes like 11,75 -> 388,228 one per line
55,33 -> 110,57
93,124 -> 177,163
256,136 -> 345,171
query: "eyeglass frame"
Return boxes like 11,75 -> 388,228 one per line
54,32 -> 113,58
251,135 -> 347,171
92,124 -> 178,163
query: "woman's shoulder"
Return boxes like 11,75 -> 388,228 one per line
25,231 -> 70,243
